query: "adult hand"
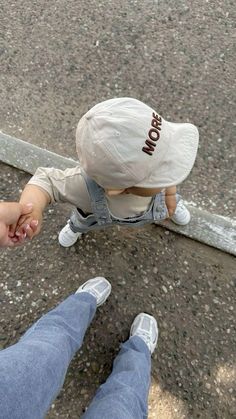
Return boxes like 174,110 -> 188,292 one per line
0,202 -> 37,247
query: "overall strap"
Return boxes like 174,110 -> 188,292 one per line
81,170 -> 112,225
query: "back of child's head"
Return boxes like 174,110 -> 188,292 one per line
76,98 -> 199,189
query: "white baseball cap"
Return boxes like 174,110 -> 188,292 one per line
76,97 -> 199,189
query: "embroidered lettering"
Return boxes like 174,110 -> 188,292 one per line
142,146 -> 153,156
142,112 -> 162,155
149,128 -> 160,141
152,112 -> 162,124
145,139 -> 156,148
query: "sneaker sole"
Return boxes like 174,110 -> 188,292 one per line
171,214 -> 191,226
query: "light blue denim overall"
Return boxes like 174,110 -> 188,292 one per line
69,171 -> 171,235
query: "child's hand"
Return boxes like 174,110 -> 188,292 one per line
0,202 -> 33,247
10,209 -> 43,240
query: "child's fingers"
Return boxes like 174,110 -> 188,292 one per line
11,215 -> 28,238
14,214 -> 32,236
23,221 -> 40,240
29,220 -> 39,233
9,217 -> 25,236
9,222 -> 18,237
5,232 -> 26,247
17,232 -> 27,244
16,214 -> 30,229
12,232 -> 27,244
15,224 -> 29,237
20,225 -> 34,240
16,219 -> 40,240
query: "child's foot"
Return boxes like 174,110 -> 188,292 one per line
171,200 -> 191,226
58,221 -> 82,247
130,313 -> 158,354
76,277 -> 111,307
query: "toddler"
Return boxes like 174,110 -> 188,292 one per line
16,98 -> 199,245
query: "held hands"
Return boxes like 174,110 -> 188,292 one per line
0,202 -> 39,247
13,184 -> 50,242
11,208 -> 43,241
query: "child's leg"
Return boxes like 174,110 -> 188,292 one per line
59,208 -> 85,247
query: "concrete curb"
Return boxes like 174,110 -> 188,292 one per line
1,130 -> 236,256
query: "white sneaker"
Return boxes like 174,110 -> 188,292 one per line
76,277 -> 111,306
171,200 -> 191,226
58,221 -> 82,247
130,313 -> 158,354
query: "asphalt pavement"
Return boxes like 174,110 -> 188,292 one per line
0,163 -> 236,419
1,0 -> 236,218
0,1 -> 236,418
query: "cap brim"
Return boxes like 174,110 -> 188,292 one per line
136,121 -> 199,188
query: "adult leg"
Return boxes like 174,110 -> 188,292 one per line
83,313 -> 158,419
0,277 -> 111,419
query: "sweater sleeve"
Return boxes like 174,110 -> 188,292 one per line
28,166 -> 92,212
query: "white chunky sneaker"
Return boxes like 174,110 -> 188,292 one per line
76,277 -> 111,306
58,221 -> 82,247
130,313 -> 158,354
171,200 -> 191,226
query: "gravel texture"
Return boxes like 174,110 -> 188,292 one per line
1,0 -> 236,218
0,163 -> 235,418
1,1 -> 236,417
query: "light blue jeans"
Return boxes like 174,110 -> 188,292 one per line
0,293 -> 151,419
